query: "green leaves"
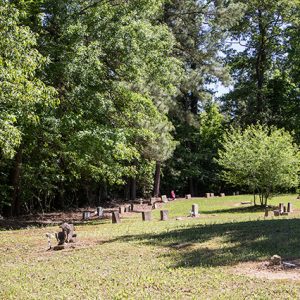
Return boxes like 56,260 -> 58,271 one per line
217,124 -> 300,205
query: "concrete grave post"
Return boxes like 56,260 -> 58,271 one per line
97,207 -> 104,217
112,211 -> 121,223
160,210 -> 169,221
142,211 -> 151,221
82,211 -> 91,220
192,204 -> 199,217
287,202 -> 292,213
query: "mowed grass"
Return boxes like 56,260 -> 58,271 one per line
1,194 -> 300,299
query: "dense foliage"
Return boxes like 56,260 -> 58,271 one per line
0,0 -> 299,215
217,125 -> 300,206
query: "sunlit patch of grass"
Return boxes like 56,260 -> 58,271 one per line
1,194 -> 300,299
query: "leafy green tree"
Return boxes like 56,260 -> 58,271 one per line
223,0 -> 298,125
0,2 -> 56,215
217,125 -> 300,206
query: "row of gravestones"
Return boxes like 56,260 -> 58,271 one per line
111,209 -> 169,223
269,202 -> 293,217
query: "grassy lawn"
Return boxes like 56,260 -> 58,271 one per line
1,194 -> 300,299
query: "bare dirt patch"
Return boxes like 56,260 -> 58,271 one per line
230,260 -> 300,281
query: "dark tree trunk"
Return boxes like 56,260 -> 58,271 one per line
10,148 -> 23,216
131,178 -> 137,200
189,177 -> 195,196
153,161 -> 161,197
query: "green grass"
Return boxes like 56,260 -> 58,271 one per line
1,194 -> 300,299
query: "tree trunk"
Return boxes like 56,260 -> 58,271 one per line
189,177 -> 195,196
153,161 -> 161,197
10,148 -> 23,216
131,177 -> 137,201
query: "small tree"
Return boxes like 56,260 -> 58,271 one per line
216,125 -> 300,206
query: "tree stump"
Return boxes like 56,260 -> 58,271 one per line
192,204 -> 199,217
112,211 -> 121,223
142,211 -> 151,221
97,207 -> 104,217
160,210 -> 168,221
287,202 -> 292,213
82,211 -> 91,220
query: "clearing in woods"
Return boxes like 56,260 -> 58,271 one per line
1,194 -> 300,299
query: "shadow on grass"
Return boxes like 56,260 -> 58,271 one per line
119,218 -> 300,268
201,205 -> 274,215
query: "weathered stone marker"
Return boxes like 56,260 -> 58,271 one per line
119,206 -> 125,214
82,211 -> 91,220
161,195 -> 168,203
273,210 -> 280,216
153,202 -> 159,209
192,204 -> 199,217
283,205 -> 287,213
142,211 -> 151,221
53,223 -> 76,250
279,203 -> 284,214
264,209 -> 269,217
96,207 -> 104,217
205,193 -> 210,198
287,202 -> 292,213
160,210 -> 169,221
130,203 -> 135,211
112,211 -> 121,224
210,193 -> 215,197
220,193 -> 225,197
185,194 -> 192,199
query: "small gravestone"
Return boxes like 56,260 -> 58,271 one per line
279,203 -> 284,214
112,211 -> 121,224
287,202 -> 292,213
82,211 -> 91,220
160,210 -> 169,221
96,207 -> 104,217
220,193 -> 225,197
161,195 -> 168,203
185,194 -> 192,199
191,204 -> 199,217
53,223 -> 76,250
205,193 -> 210,198
283,205 -> 287,213
233,192 -> 236,196
119,206 -> 125,214
273,210 -> 280,216
0,214 -> 3,220
264,209 -> 269,217
124,205 -> 131,212
130,203 -> 135,211
142,211 -> 151,221
236,191 -> 239,195
210,193 -> 214,197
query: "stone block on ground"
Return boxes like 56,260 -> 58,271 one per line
96,207 -> 104,217
160,210 -> 169,221
119,206 -> 125,214
205,193 -> 210,198
112,211 -> 121,224
142,211 -> 151,221
161,195 -> 168,203
220,193 -> 225,197
210,193 -> 214,197
185,194 -> 192,199
273,210 -> 280,216
191,204 -> 199,217
279,203 -> 284,213
82,211 -> 91,220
